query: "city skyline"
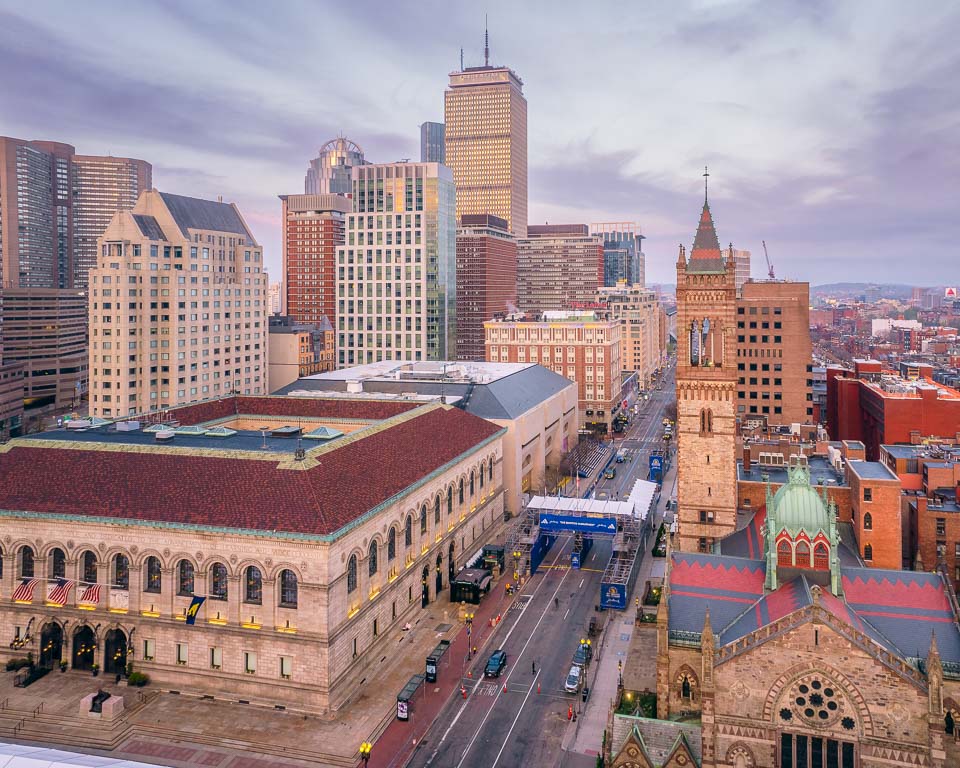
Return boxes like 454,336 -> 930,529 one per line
2,1 -> 957,285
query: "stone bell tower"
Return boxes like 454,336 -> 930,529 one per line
675,173 -> 738,552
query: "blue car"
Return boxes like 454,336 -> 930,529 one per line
485,649 -> 507,677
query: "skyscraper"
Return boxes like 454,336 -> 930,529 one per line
73,155 -> 153,289
444,29 -> 527,236
516,224 -> 603,312
732,248 -> 751,291
305,137 -> 367,195
279,193 -> 351,328
336,162 -> 456,367
420,122 -> 446,163
0,137 -> 150,290
89,191 -> 268,417
456,214 -> 517,361
591,222 -> 645,287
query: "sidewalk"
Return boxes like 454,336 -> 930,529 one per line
368,574 -> 518,768
564,452 -> 679,761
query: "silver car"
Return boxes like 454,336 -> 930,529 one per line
564,664 -> 582,693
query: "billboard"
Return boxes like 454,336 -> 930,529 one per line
538,513 -> 618,535
600,582 -> 627,610
571,551 -> 581,570
946,287 -> 957,299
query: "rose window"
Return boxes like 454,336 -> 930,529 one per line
788,677 -> 845,728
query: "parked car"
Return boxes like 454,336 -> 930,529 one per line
485,649 -> 507,678
564,664 -> 583,693
572,643 -> 593,668
604,467 -> 616,479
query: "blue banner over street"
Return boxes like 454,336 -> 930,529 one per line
538,512 -> 618,535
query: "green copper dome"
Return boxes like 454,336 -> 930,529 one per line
770,464 -> 831,536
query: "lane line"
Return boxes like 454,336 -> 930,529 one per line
563,608 -> 569,621
578,578 -> 584,589
490,673 -> 541,768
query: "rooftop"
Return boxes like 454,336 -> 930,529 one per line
847,460 -> 899,481
738,455 -> 847,487
158,192 -> 256,244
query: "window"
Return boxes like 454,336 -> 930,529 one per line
420,504 -> 427,534
177,560 -> 195,595
280,656 -> 292,680
245,566 -> 263,604
795,540 -> 810,567
489,458 -> 494,482
244,651 -> 257,675
864,543 -> 873,561
347,555 -> 358,593
863,487 -> 872,502
479,466 -> 484,490
143,638 -> 156,661
434,496 -> 441,525
447,486 -> 453,515
470,471 -> 475,496
114,553 -> 130,589
176,643 -> 188,665
210,646 -> 223,670
19,546 -> 35,578
814,543 -> 829,570
279,569 -> 298,607
145,556 -> 162,593
778,539 -> 792,567
388,528 -> 397,560
458,478 -> 464,504
863,512 -> 873,531
369,540 -> 379,576
50,548 -> 66,579
937,518 -> 946,537
211,563 -> 228,600
405,516 -> 412,547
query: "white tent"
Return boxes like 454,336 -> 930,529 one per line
0,743 -> 165,768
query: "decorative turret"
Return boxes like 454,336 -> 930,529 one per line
928,630 -> 944,717
701,608 -> 715,691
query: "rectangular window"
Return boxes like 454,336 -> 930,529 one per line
938,518 -> 946,536
176,643 -> 188,665
244,651 -> 257,674
143,639 -> 155,661
210,646 -> 222,670
863,487 -> 872,502
280,656 -> 292,680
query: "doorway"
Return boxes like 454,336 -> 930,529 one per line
104,628 -> 127,675
39,623 -> 63,669
72,626 -> 96,670
421,565 -> 430,608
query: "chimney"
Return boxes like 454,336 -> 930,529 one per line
742,445 -> 752,470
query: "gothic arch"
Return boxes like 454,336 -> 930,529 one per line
674,664 -> 699,703
725,742 -> 756,768
762,662 -> 875,738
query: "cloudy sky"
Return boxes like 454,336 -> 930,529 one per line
2,0 -> 958,286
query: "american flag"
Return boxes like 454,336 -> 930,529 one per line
12,578 -> 40,602
79,583 -> 101,604
47,578 -> 72,606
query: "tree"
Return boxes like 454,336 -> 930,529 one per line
664,400 -> 678,423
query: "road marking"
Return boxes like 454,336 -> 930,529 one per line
563,608 -> 569,621
490,674 -> 542,768
578,578 -> 584,589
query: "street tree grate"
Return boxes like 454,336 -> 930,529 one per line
435,623 -> 453,632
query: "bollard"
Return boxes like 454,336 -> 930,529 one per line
461,686 -> 467,699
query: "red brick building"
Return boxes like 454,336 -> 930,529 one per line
279,193 -> 351,328
826,359 -> 960,459
456,214 -> 517,361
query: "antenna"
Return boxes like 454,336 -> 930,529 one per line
484,14 -> 489,66
703,165 -> 709,203
460,47 -> 464,71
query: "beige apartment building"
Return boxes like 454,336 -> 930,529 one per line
0,395 -> 504,715
445,61 -> 527,236
517,224 -> 604,313
486,311 -> 622,433
88,191 -> 267,417
597,282 -> 663,388
1,288 -> 87,408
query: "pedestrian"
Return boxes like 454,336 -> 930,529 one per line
532,660 -> 536,675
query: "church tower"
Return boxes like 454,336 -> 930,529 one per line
675,177 -> 738,551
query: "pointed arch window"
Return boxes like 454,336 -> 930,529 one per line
470,471 -> 475,496
863,512 -> 872,530
777,539 -> 792,567
795,540 -> 810,568
814,542 -> 829,570
863,544 -> 873,561
479,466 -> 485,490
682,676 -> 691,700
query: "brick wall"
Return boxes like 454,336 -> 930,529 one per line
849,470 -> 903,569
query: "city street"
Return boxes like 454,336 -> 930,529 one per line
406,359 -> 676,768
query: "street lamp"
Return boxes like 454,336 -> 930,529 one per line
359,741 -> 372,767
513,550 -> 521,582
618,659 -> 623,688
465,610 -> 475,657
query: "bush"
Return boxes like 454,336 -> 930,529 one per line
127,671 -> 150,687
5,658 -> 31,672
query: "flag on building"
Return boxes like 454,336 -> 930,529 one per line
79,583 -> 101,605
12,578 -> 40,603
47,578 -> 73,606
185,596 -> 206,626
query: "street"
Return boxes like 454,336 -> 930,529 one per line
406,358 -> 676,768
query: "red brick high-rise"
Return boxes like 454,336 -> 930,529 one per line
279,193 -> 351,328
456,214 -> 517,361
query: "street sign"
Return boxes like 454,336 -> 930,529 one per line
538,513 -> 618,535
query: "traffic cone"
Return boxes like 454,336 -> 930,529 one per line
461,686 -> 467,699
467,670 -> 472,678
537,682 -> 541,694
568,704 -> 573,720
502,681 -> 508,693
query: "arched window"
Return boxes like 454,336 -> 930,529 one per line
458,478 -> 464,504
50,548 -> 66,579
863,512 -> 873,530
479,466 -> 485,490
946,712 -> 955,735
420,504 -> 427,534
864,544 -> 873,561
245,565 -> 263,604
177,559 -> 195,595
145,556 -> 162,593
19,546 -> 35,578
489,458 -> 494,482
0,546 -> 3,579
369,540 -> 378,577
405,515 -> 412,547
81,550 -> 97,583
388,527 -> 397,561
347,555 -> 358,594
707,409 -> 713,433
700,409 -> 707,434
682,676 -> 691,700
447,486 -> 453,515
777,539 -> 792,567
279,570 -> 298,608
434,496 -> 441,526
470,471 -> 475,496
211,563 -> 228,600
814,542 -> 829,570
114,553 -> 130,589
795,541 -> 810,568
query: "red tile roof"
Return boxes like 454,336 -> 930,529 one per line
163,395 -> 419,426
0,406 -> 501,537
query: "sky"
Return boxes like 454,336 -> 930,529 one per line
1,0 -> 958,286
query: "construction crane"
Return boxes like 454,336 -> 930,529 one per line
762,240 -> 775,279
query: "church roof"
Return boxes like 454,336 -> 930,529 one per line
686,202 -> 726,274
770,465 -> 832,537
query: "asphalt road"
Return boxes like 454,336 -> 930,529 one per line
406,360 -> 677,768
